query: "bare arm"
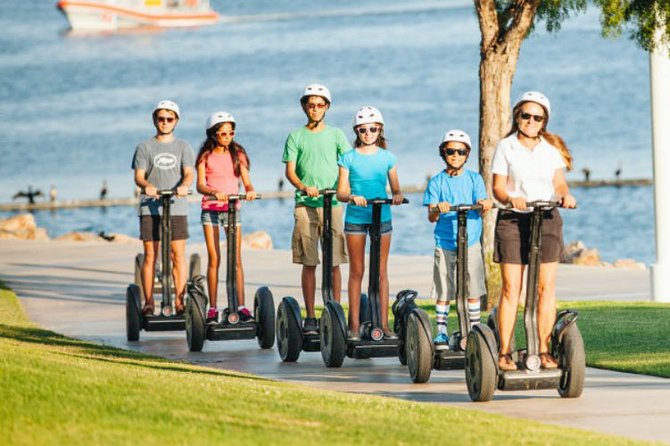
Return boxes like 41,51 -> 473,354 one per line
388,166 -> 403,205
240,164 -> 257,200
493,173 -> 526,210
553,168 -> 576,208
177,166 -> 193,197
285,161 -> 318,197
134,168 -> 157,197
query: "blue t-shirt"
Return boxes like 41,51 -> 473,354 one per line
423,169 -> 487,250
338,147 -> 397,225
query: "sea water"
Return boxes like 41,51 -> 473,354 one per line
0,0 -> 655,263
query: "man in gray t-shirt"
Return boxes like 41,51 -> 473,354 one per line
131,100 -> 195,316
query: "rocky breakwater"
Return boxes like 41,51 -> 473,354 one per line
0,214 -> 48,240
561,240 -> 646,270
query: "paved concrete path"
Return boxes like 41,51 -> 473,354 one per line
0,240 -> 667,444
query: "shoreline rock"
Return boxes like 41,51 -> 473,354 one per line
0,214 -> 49,241
561,240 -> 646,269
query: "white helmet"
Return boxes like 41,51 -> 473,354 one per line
513,91 -> 551,118
440,129 -> 472,149
301,83 -> 332,104
153,100 -> 180,119
206,111 -> 235,130
353,106 -> 384,127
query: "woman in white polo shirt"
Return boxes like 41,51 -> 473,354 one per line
491,91 -> 577,372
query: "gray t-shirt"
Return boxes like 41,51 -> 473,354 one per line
131,137 -> 195,216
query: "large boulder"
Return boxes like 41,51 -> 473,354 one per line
242,231 -> 273,250
0,214 -> 49,240
612,258 -> 647,270
561,240 -> 603,266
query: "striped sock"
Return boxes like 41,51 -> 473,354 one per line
436,302 -> 450,335
468,299 -> 481,327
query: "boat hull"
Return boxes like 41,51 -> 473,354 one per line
57,1 -> 219,30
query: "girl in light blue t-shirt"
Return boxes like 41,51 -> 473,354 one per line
336,106 -> 404,341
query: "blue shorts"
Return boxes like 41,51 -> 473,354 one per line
344,221 -> 392,236
201,210 -> 241,227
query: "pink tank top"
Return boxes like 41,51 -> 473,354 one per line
201,151 -> 246,212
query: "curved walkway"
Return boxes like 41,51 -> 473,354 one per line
0,239 -> 666,444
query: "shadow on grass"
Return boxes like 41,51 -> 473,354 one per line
0,323 -> 271,382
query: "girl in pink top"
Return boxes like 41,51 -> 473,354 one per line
196,111 -> 257,324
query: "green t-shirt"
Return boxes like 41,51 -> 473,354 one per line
282,125 -> 351,207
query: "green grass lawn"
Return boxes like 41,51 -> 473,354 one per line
412,300 -> 670,378
0,281 -> 653,446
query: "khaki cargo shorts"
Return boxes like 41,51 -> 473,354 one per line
430,242 -> 487,302
292,205 -> 348,266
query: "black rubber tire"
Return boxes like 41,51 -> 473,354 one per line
134,254 -> 144,289
185,288 -> 206,352
558,324 -> 586,398
189,253 -> 201,280
276,300 -> 302,362
126,284 -> 142,342
465,330 -> 497,402
320,305 -> 346,368
359,293 -> 371,325
398,342 -> 408,365
406,311 -> 432,383
255,287 -> 276,349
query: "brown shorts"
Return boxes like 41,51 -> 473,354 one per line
292,205 -> 348,266
139,215 -> 189,242
493,208 -> 563,264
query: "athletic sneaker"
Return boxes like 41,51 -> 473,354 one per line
303,317 -> 318,335
206,308 -> 218,325
238,307 -> 253,322
433,333 -> 450,345
347,329 -> 360,341
383,329 -> 399,340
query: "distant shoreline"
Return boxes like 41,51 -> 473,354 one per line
0,178 -> 653,212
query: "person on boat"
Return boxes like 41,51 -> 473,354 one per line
491,91 -> 576,371
282,83 -> 350,335
131,100 -> 195,316
196,111 -> 257,325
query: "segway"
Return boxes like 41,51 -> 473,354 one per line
184,194 -> 275,352
276,190 -> 357,362
320,197 -> 413,367
126,189 -> 201,341
395,204 -> 483,383
465,200 -> 585,401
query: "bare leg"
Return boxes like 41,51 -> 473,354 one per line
141,241 -> 159,309
498,263 -> 525,356
170,239 -> 187,311
203,224 -> 220,308
302,265 -> 317,318
537,261 -> 558,355
346,234 -> 366,333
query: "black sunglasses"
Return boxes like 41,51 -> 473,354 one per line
520,112 -> 544,123
357,127 -> 379,135
445,149 -> 468,156
156,116 -> 175,123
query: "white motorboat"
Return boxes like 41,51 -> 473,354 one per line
57,0 -> 219,31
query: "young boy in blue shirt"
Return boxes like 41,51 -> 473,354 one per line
423,129 -> 492,346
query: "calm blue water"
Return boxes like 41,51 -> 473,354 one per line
0,0 -> 655,263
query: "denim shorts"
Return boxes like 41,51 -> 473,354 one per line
344,221 -> 392,236
201,210 -> 241,227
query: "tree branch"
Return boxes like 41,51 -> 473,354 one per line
502,0 -> 541,48
474,0 -> 500,52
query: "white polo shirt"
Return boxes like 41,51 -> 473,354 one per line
491,134 -> 565,203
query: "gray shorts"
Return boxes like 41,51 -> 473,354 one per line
201,210 -> 241,227
430,242 -> 487,302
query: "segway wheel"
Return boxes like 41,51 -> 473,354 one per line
189,253 -> 201,280
134,254 -> 144,288
487,310 -> 515,356
557,324 -> 586,398
126,284 -> 142,341
185,294 -> 206,352
465,329 -> 496,402
276,299 -> 302,362
359,293 -> 371,325
254,287 -> 276,349
406,310 -> 432,383
398,342 -> 408,365
320,305 -> 345,368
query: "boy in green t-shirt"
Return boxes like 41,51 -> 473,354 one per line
282,83 -> 351,334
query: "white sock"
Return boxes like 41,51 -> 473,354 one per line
468,299 -> 481,327
436,302 -> 449,335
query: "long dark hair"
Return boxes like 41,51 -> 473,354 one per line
506,103 -> 573,171
353,124 -> 387,149
196,122 -> 250,176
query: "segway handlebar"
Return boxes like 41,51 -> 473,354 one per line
429,203 -> 483,214
368,197 -> 410,205
497,200 -> 564,210
296,188 -> 337,196
142,189 -> 193,196
203,193 -> 262,201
